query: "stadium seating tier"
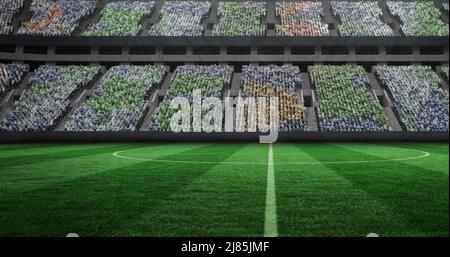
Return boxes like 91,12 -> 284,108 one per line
65,65 -> 166,131
374,65 -> 449,131
388,1 -> 449,36
149,1 -> 211,36
0,0 -> 24,35
212,1 -> 266,36
240,65 -> 308,131
84,1 -> 155,36
0,63 -> 29,95
310,65 -> 390,131
0,65 -> 100,131
149,65 -> 233,131
332,1 -> 394,36
276,1 -> 329,36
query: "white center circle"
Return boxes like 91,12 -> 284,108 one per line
112,147 -> 430,165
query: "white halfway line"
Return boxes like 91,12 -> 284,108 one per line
264,143 -> 278,237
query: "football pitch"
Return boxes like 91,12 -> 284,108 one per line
0,142 -> 448,237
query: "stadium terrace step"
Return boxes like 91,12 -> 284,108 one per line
0,70 -> 32,121
368,73 -> 384,91
6,0 -> 29,35
73,0 -> 107,36
305,107 -> 319,131
437,0 -> 449,23
138,0 -> 163,36
230,72 -> 241,96
139,90 -> 162,131
436,66 -> 449,92
379,0 -> 402,36
204,0 -> 219,36
383,106 -> 403,131
157,72 -> 174,97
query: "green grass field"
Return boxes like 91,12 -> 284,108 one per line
0,143 -> 448,237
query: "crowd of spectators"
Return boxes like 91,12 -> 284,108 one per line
3,1 -> 449,37
212,1 -> 266,36
310,65 -> 390,131
388,1 -> 448,36
64,65 -> 166,131
276,1 -> 328,36
374,65 -> 448,131
332,1 -> 393,36
149,65 -> 233,131
18,0 -> 96,36
0,65 -> 100,131
0,0 -> 24,34
149,1 -> 210,36
84,1 -> 154,36
0,63 -> 29,95
240,65 -> 308,131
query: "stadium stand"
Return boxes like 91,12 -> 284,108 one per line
310,65 -> 390,131
240,65 -> 308,131
212,1 -> 266,36
0,1 -> 448,141
331,1 -> 393,36
387,1 -> 449,36
17,0 -> 96,36
149,65 -> 233,131
64,65 -> 166,131
275,1 -> 329,36
0,63 -> 29,95
0,65 -> 100,131
0,0 -> 24,35
374,65 -> 449,131
84,1 -> 155,36
149,1 -> 211,36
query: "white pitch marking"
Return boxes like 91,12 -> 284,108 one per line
112,148 -> 430,166
264,144 -> 278,237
